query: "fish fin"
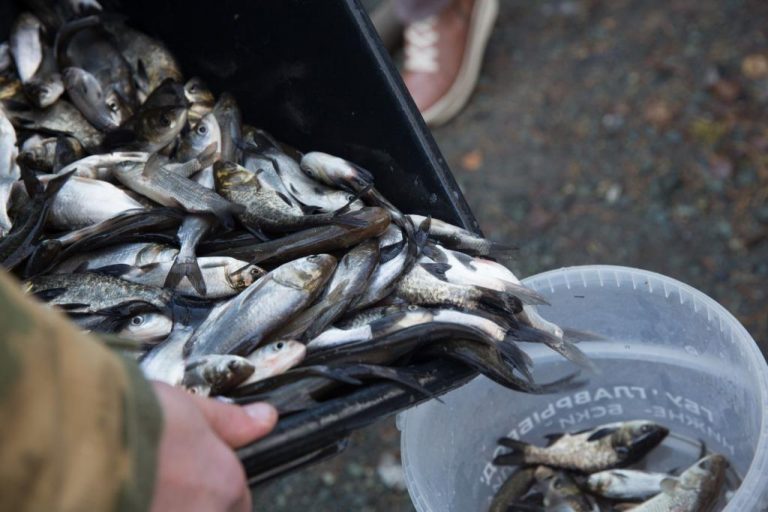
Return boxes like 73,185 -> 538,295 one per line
485,242 -> 518,258
513,325 -> 598,373
543,433 -> 564,446
165,255 -> 207,296
493,438 -> 528,466
562,327 -> 605,342
330,211 -> 368,228
53,136 -> 73,172
142,152 -> 165,177
497,339 -> 534,383
478,288 -> 523,316
241,223 -> 271,242
346,364 -> 443,403
379,237 -> 407,263
94,300 -> 159,317
44,170 -> 76,200
587,427 -> 618,442
275,191 -> 294,207
20,166 -> 44,198
31,287 -> 68,302
501,283 -> 549,306
334,183 -> 372,216
420,262 -> 451,281
301,365 -> 364,386
302,285 -> 351,340
697,438 -> 708,459
88,263 -> 134,277
57,302 -> 90,311
349,162 -> 375,187
197,142 -> 219,169
415,216 -> 431,249
660,477 -> 679,495
368,311 -> 410,336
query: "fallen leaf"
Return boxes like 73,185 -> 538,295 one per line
643,99 -> 673,128
742,54 -> 768,79
461,149 -> 483,172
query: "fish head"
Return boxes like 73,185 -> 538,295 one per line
24,75 -> 65,109
184,77 -> 214,105
16,12 -> 43,32
543,471 -> 586,502
213,92 -> 238,117
119,312 -> 173,342
586,470 -> 619,494
214,160 -> 254,189
252,340 -> 306,373
299,152 -> 333,182
104,87 -> 133,127
187,112 -> 221,153
279,254 -> 337,292
241,126 -> 278,153
227,263 -> 266,291
139,105 -> 187,143
681,454 -> 729,488
613,420 -> 669,465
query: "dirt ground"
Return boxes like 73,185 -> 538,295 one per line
255,0 -> 768,509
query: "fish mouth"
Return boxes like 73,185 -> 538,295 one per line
626,426 -> 669,464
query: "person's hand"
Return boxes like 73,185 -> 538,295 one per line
150,382 -> 277,512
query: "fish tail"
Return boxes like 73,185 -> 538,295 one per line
497,338 -> 534,384
493,438 -> 529,466
502,282 -> 550,306
562,327 -> 605,342
516,325 -> 599,373
43,170 -> 76,200
478,288 -> 524,316
165,255 -> 207,296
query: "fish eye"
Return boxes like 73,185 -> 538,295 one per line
640,424 -> 652,433
347,194 -> 355,201
307,255 -> 319,261
552,478 -> 563,489
130,315 -> 144,326
276,342 -> 284,349
407,305 -> 419,311
196,124 -> 208,135
107,101 -> 119,113
189,84 -> 198,93
250,268 -> 259,276
160,114 -> 172,127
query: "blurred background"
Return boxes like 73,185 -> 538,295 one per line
256,0 -> 768,509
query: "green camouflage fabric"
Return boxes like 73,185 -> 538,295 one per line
0,271 -> 162,512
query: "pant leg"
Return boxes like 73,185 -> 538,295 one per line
392,0 -> 453,23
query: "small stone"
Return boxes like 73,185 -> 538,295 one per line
377,452 -> 407,491
321,471 -> 336,486
643,99 -> 673,129
605,183 -> 622,204
742,54 -> 768,79
461,149 -> 484,172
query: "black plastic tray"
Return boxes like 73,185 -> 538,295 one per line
1,0 -> 481,483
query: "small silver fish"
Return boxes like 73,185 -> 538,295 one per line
495,421 -> 670,473
10,13 -> 43,83
182,354 -> 255,396
118,312 -> 173,343
239,340 -> 307,386
587,468 -> 669,502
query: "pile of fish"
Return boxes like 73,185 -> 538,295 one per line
490,421 -> 733,512
0,3 -> 592,415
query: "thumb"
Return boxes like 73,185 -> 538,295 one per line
191,396 -> 278,448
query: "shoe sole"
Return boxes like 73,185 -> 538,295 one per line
421,0 -> 499,127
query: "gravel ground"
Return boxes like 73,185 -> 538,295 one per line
255,0 -> 768,509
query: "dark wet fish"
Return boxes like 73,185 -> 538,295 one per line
202,206 -> 391,265
632,454 -> 729,512
0,170 -> 72,269
541,471 -> 598,512
24,271 -> 173,315
488,467 -> 538,512
62,66 -> 122,130
495,421 -> 669,473
104,105 -> 187,152
4,99 -> 104,150
214,160 -> 364,232
408,214 -> 514,257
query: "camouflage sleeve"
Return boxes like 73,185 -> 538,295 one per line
0,271 -> 162,512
